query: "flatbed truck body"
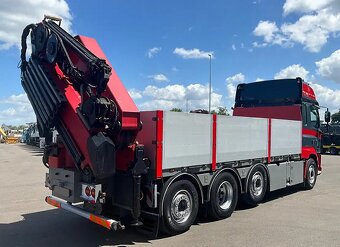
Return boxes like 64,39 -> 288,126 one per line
20,17 -> 322,235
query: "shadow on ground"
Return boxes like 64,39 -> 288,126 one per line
17,143 -> 44,156
0,209 -> 161,247
0,185 -> 305,247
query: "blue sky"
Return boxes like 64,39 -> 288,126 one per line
0,0 -> 339,125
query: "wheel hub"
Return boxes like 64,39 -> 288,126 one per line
308,165 -> 315,184
171,190 -> 192,224
251,171 -> 263,197
216,181 -> 233,210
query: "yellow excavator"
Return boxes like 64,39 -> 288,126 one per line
0,127 -> 19,144
0,127 -> 6,143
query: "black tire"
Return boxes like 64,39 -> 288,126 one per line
162,180 -> 199,235
208,172 -> 238,220
304,158 -> 317,190
330,147 -> 338,155
243,165 -> 268,206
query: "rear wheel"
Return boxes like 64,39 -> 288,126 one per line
304,158 -> 317,190
208,172 -> 238,220
162,180 -> 199,234
243,165 -> 268,206
330,147 -> 338,155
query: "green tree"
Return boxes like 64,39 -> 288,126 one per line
170,108 -> 183,112
216,106 -> 229,115
18,125 -> 28,130
331,110 -> 340,123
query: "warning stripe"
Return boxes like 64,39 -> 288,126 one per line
89,214 -> 112,230
45,196 -> 61,208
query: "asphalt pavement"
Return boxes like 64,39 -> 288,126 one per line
0,143 -> 339,247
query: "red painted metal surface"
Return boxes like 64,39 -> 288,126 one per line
76,35 -> 140,130
115,146 -> 135,171
302,128 -> 322,139
211,114 -> 217,171
155,111 -> 163,178
302,83 -> 316,101
44,35 -> 141,173
48,145 -> 75,169
51,64 -> 92,169
267,118 -> 272,163
302,127 -> 322,172
302,147 -> 321,173
233,105 -> 302,121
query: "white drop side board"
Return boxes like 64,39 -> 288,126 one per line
271,119 -> 302,156
137,111 -> 302,173
216,116 -> 268,162
162,111 -> 212,169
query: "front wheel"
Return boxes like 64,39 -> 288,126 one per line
162,180 -> 199,235
304,158 -> 317,190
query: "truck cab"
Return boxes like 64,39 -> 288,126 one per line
233,77 -> 322,172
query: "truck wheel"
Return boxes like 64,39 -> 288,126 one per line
162,180 -> 199,234
330,147 -> 338,155
208,172 -> 238,220
304,158 -> 317,190
243,165 -> 267,206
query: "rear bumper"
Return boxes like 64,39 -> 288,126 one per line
45,196 -> 125,231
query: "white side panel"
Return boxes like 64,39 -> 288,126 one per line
216,116 -> 268,162
271,119 -> 302,156
162,112 -> 211,169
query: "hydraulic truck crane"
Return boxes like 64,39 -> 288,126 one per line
20,16 -> 322,235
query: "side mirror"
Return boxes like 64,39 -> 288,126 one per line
325,110 -> 331,124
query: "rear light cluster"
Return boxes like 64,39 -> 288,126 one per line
81,183 -> 102,203
85,186 -> 96,198
85,186 -> 91,196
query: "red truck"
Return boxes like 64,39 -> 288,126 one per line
20,17 -> 322,235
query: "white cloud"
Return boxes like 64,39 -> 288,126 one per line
0,0 -> 72,50
225,73 -> 246,100
253,21 -> 279,43
148,73 -> 169,82
316,49 -> 340,83
252,42 -> 268,48
255,78 -> 265,82
274,64 -> 309,80
128,89 -> 143,100
173,48 -> 214,59
146,47 -> 161,58
310,82 -> 340,112
144,84 -> 185,101
253,1 -> 340,52
138,83 -> 223,111
0,93 -> 35,125
283,0 -> 335,15
226,73 -> 245,84
172,66 -> 179,72
231,44 -> 236,51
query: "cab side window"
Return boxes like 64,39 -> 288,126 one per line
310,107 -> 319,128
302,104 -> 308,126
302,104 -> 320,129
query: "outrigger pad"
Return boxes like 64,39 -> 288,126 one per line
87,132 -> 116,179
